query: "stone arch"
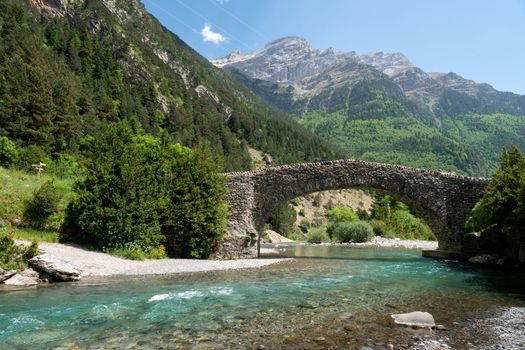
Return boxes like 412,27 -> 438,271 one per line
221,160 -> 488,258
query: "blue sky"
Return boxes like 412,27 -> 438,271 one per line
142,0 -> 525,94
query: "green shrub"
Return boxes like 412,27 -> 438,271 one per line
332,221 -> 374,243
48,153 -> 81,179
290,198 -> 300,206
106,242 -> 147,261
164,145 -> 228,259
286,228 -> 306,241
300,219 -> 311,229
356,209 -> 370,220
306,228 -> 330,244
23,180 -> 61,228
326,206 -> 358,223
0,232 -> 38,271
369,219 -> 387,236
298,208 -> 306,216
467,146 -> 525,231
65,123 -> 228,259
388,210 -> 435,240
0,136 -> 18,168
16,145 -> 51,172
269,203 -> 297,237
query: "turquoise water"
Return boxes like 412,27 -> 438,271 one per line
1,244 -> 524,349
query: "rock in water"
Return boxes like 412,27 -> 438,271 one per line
29,254 -> 81,281
390,311 -> 436,329
0,268 -> 17,282
3,274 -> 38,286
468,254 -> 504,265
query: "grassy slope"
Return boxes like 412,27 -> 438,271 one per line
0,168 -> 71,242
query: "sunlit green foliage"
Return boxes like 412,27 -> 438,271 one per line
306,228 -> 330,244
467,146 -> 525,231
370,194 -> 435,240
268,203 -> 297,237
0,232 -> 38,271
65,122 -> 228,259
331,221 -> 374,243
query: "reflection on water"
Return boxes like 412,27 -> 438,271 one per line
0,244 -> 524,349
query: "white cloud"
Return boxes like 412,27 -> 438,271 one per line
201,24 -> 226,44
215,0 -> 230,4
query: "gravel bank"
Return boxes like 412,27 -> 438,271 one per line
317,236 -> 439,250
36,242 -> 289,278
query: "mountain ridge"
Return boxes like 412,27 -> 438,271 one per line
213,36 -> 525,176
212,36 -> 525,118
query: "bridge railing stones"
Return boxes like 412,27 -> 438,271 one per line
218,159 -> 489,258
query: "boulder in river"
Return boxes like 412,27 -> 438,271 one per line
29,253 -> 81,281
3,273 -> 38,286
468,254 -> 504,265
389,311 -> 436,329
0,268 -> 17,282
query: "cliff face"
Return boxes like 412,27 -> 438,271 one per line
213,37 -> 525,176
213,36 -> 525,118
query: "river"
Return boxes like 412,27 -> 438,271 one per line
1,244 -> 524,349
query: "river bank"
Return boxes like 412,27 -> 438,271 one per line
264,236 -> 439,252
5,241 -> 289,280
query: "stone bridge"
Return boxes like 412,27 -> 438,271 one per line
216,159 -> 489,258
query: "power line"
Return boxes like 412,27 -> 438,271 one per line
208,0 -> 268,42
146,0 -> 231,55
173,0 -> 257,52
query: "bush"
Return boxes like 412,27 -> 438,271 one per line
65,123 -> 228,259
298,208 -> 306,216
0,136 -> 18,168
16,145 -> 50,172
269,203 -> 297,237
326,206 -> 358,223
467,146 -> 525,231
0,232 -> 38,271
307,228 -> 330,244
23,180 -> 61,228
290,198 -> 300,206
332,221 -> 374,243
388,210 -> 435,240
356,209 -> 369,220
48,153 -> 81,179
164,145 -> 228,259
369,219 -> 387,236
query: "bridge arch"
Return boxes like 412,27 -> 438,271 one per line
220,159 -> 488,258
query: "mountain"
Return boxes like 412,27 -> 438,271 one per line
0,2 -> 342,171
213,37 -> 525,176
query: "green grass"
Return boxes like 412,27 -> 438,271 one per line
0,167 -> 73,228
7,227 -> 60,243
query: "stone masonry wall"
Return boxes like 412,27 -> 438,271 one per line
217,159 -> 489,258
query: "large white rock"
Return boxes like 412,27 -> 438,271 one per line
29,254 -> 81,281
0,268 -> 17,282
390,311 -> 436,329
3,273 -> 38,286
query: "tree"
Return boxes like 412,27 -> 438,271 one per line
466,146 -> 525,231
65,123 -> 228,258
164,144 -> 228,258
269,203 -> 297,237
0,136 -> 18,168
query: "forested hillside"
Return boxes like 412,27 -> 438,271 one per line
0,0 -> 342,171
216,37 -> 525,176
